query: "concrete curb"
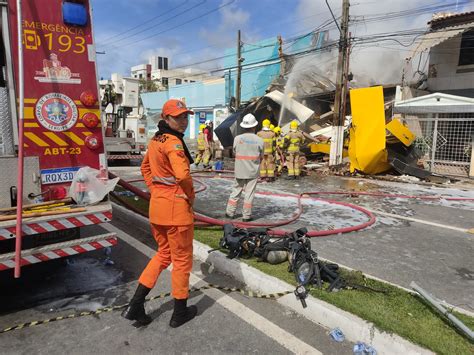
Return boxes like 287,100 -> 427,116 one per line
193,241 -> 433,355
111,202 -> 433,354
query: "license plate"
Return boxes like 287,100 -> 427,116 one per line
41,167 -> 80,184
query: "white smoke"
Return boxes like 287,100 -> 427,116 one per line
295,0 -> 473,85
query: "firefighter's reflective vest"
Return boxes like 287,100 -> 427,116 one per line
257,130 -> 275,154
284,131 -> 305,154
197,132 -> 206,150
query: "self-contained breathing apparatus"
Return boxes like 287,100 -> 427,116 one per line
211,225 -> 372,308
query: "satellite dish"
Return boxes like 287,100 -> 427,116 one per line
105,103 -> 114,114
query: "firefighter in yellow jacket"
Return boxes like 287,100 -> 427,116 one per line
122,99 -> 197,328
256,119 -> 276,181
195,124 -> 210,168
273,126 -> 284,176
283,120 -> 305,179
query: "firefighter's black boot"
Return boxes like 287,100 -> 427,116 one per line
169,298 -> 197,328
121,283 -> 152,325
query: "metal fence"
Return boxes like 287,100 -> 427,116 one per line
404,113 -> 474,177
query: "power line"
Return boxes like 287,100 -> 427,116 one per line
100,0 -> 235,50
325,0 -> 342,34
97,0 -> 191,45
99,0 -> 207,48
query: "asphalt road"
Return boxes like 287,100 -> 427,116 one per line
109,166 -> 474,313
0,221 -> 353,354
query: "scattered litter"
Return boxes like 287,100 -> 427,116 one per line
329,327 -> 345,342
395,175 -> 421,183
353,342 -> 377,355
103,247 -> 114,265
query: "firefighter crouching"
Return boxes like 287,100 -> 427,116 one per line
195,123 -> 211,168
257,118 -> 276,182
122,99 -> 197,328
283,120 -> 305,179
273,126 -> 284,176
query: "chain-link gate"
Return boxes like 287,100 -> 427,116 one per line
404,113 -> 474,177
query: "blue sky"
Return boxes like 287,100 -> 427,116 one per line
91,0 -> 474,80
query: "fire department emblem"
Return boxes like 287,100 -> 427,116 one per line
35,93 -> 78,132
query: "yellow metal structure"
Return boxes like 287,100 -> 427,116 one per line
310,141 -> 349,157
385,119 -> 415,146
348,86 -> 391,174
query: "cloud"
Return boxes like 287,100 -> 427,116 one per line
293,0 -> 474,85
199,1 -> 254,48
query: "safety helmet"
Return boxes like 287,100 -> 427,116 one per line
262,119 -> 271,128
290,120 -> 299,130
240,113 -> 258,128
269,124 -> 275,131
199,124 -> 206,131
273,126 -> 281,135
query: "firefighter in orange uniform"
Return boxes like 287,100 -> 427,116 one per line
122,99 -> 197,328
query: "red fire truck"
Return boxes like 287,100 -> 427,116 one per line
0,0 -> 117,276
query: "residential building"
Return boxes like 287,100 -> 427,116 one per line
141,78 -> 226,140
131,55 -> 218,91
397,11 -> 474,178
414,11 -> 474,97
131,64 -> 151,81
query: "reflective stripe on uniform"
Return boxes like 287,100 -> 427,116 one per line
235,154 -> 259,160
152,176 -> 177,185
227,199 -> 238,206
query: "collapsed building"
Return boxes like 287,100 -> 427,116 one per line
215,11 -> 474,179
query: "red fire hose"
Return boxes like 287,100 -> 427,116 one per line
109,171 -> 474,237
109,172 -> 377,237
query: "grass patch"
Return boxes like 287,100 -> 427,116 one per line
112,191 -> 474,354
194,227 -> 474,355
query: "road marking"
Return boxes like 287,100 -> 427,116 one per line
102,223 -> 321,355
369,209 -> 472,235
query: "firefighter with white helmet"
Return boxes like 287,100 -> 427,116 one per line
256,118 -> 276,181
226,114 -> 263,222
283,120 -> 305,179
194,124 -> 210,168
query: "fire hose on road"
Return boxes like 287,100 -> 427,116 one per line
109,170 -> 474,237
110,171 -> 377,237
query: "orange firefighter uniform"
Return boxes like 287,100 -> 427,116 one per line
139,134 -> 195,300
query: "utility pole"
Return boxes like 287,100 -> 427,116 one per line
236,30 -> 242,110
277,35 -> 285,76
329,0 -> 350,166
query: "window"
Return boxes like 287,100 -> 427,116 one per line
184,80 -> 188,83
164,57 -> 168,70
175,79 -> 182,85
162,77 -> 168,86
139,73 -> 143,79
458,30 -> 474,66
158,56 -> 163,70
190,80 -> 195,83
